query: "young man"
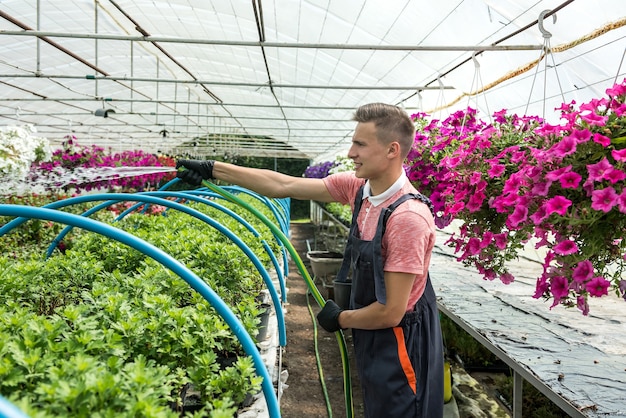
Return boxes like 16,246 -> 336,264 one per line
176,103 -> 444,418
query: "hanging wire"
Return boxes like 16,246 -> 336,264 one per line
612,45 -> 626,85
434,75 -> 447,120
460,53 -> 492,136
525,9 -> 565,119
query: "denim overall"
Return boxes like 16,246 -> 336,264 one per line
335,187 -> 444,418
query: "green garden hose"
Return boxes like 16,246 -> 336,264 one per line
201,180 -> 354,418
306,290 -> 333,417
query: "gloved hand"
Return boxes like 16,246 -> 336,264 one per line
176,159 -> 215,186
316,299 -> 344,332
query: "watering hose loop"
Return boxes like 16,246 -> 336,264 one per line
200,180 -> 354,418
0,204 -> 281,418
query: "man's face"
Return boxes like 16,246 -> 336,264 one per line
347,121 -> 389,179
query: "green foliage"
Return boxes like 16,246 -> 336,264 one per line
324,202 -> 352,226
0,193 -> 282,416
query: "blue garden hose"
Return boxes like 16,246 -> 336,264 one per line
0,204 -> 281,418
0,194 -> 286,348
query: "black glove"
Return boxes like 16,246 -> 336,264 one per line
316,299 -> 344,332
176,159 -> 215,186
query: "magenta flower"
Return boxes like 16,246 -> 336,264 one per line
530,204 -> 549,225
591,187 -> 618,212
549,135 -> 577,157
466,191 -> 486,212
559,171 -> 581,189
493,233 -> 508,250
480,231 -> 493,249
549,276 -> 570,302
580,111 -> 608,126
592,132 -> 611,147
554,240 -> 579,255
487,163 -> 505,178
500,272 -> 515,284
546,165 -> 572,181
585,276 -> 610,297
545,195 -> 572,216
466,237 -> 482,256
534,275 -> 549,299
507,205 -> 528,228
576,296 -> 589,315
604,169 -> 626,184
587,157 -> 614,182
572,260 -> 593,283
618,190 -> 626,213
611,148 -> 626,162
531,181 -> 551,196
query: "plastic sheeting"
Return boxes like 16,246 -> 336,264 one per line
0,1 -> 625,160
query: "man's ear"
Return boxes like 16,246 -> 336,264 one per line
388,141 -> 401,158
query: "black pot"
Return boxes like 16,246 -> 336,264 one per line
332,279 -> 352,310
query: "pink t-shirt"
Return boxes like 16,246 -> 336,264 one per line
323,172 -> 436,310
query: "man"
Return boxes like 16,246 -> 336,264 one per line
177,103 -> 444,418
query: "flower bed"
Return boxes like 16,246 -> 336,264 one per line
406,79 -> 626,314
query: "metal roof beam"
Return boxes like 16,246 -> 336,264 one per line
0,30 -> 546,51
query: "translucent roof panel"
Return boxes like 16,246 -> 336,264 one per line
1,0 -> 624,161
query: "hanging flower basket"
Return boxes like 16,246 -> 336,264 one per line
406,79 -> 626,315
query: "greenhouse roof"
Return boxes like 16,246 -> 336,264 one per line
1,1 -> 625,161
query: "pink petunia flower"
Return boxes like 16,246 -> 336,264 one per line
591,187 -> 618,213
580,111 -> 608,126
587,157 -> 614,182
577,296 -> 589,315
533,275 -> 549,299
531,181 -> 551,196
466,237 -> 482,256
487,163 -> 506,178
618,189 -> 626,214
530,204 -> 549,225
507,205 -> 528,228
545,195 -> 572,216
559,171 -> 582,189
550,275 -> 570,301
546,165 -> 572,181
493,233 -> 508,250
500,272 -> 515,284
586,276 -> 610,297
592,132 -> 611,147
554,240 -> 579,255
612,148 -> 626,162
605,169 -> 626,184
572,260 -> 593,283
549,135 -> 577,157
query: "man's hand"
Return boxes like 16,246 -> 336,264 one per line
176,159 -> 215,186
316,299 -> 344,332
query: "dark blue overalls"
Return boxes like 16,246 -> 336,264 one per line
335,187 -> 444,418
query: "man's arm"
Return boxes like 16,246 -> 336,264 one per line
337,271 -> 417,329
183,160 -> 336,202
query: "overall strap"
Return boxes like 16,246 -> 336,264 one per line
380,192 -> 434,235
